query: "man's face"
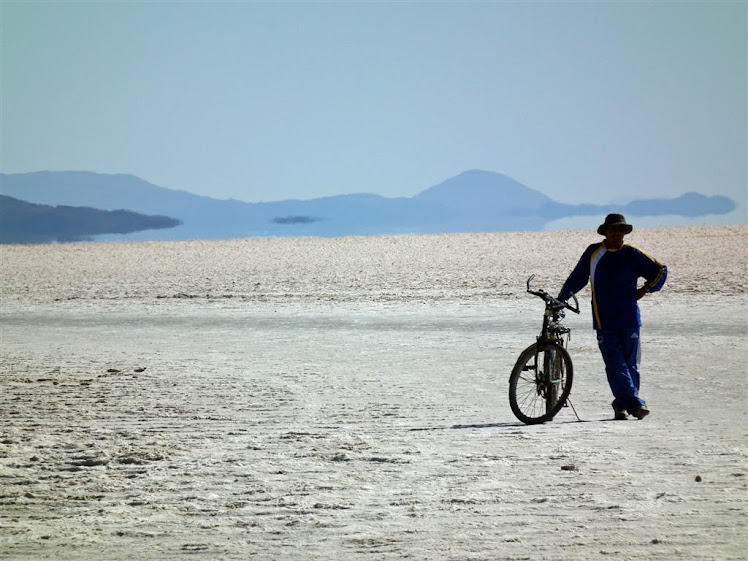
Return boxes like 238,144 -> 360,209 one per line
604,226 -> 627,249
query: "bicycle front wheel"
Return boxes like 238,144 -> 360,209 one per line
509,341 -> 573,424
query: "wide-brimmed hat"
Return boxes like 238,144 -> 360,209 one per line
597,213 -> 633,235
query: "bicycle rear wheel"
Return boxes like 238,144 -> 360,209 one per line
509,341 -> 573,424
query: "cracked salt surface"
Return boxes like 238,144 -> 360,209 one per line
1,227 -> 746,560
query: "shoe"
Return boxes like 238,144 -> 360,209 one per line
614,409 -> 629,421
633,406 -> 650,420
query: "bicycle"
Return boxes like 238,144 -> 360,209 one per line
508,275 -> 580,424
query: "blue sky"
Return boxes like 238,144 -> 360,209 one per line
2,1 -> 746,222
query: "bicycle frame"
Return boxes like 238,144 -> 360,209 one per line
526,274 -> 579,346
526,274 -> 580,411
507,275 -> 581,424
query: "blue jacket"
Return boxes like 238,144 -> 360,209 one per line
558,242 -> 667,330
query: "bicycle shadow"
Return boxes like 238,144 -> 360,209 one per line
408,422 -> 521,432
408,418 -> 602,432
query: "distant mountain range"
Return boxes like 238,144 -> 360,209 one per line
0,194 -> 180,244
0,170 -> 737,243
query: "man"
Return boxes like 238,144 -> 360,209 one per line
558,214 -> 667,420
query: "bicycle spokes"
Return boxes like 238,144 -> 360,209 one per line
509,342 -> 574,424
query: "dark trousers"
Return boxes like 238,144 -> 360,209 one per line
596,328 -> 646,413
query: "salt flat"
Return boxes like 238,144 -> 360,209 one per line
1,226 -> 746,560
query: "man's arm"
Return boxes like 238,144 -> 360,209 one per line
558,246 -> 594,302
633,247 -> 667,298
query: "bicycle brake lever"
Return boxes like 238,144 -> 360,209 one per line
568,294 -> 581,314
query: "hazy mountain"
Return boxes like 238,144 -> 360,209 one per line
0,170 -> 737,242
414,170 -> 553,231
0,194 -> 180,243
538,193 -> 736,220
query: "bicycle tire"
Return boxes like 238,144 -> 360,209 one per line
509,341 -> 573,424
545,345 -> 562,412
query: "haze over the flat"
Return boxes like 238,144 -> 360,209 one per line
2,1 -> 746,225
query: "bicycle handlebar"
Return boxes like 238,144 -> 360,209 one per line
526,275 -> 580,314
